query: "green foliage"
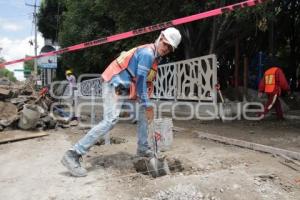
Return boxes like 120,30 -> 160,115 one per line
0,57 -> 5,64
58,0 -> 271,60
39,0 -> 202,77
23,56 -> 34,78
38,0 -> 66,42
38,0 -> 300,81
0,69 -> 17,82
0,58 -> 17,82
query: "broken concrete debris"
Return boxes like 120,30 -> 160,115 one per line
18,104 -> 42,130
0,80 -> 77,134
0,101 -> 19,129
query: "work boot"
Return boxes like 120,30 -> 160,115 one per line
61,150 -> 87,177
137,149 -> 154,158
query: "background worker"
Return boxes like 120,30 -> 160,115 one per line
61,27 -> 182,177
258,66 -> 290,119
65,70 -> 77,106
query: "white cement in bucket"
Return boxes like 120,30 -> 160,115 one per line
151,118 -> 173,151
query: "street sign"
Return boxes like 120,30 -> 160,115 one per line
14,69 -> 32,72
37,55 -> 57,69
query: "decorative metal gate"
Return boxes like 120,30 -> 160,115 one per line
79,78 -> 102,96
74,54 -> 217,103
153,54 -> 217,102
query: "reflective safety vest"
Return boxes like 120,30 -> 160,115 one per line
101,44 -> 158,99
264,67 -> 278,93
101,44 -> 158,82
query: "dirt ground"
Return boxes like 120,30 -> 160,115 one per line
0,117 -> 300,200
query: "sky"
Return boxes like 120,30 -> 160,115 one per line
0,0 -> 44,81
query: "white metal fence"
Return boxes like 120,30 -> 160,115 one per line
79,77 -> 102,96
65,54 -> 217,103
153,54 -> 217,102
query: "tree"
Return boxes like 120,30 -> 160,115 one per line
0,69 -> 17,82
37,0 -> 66,43
274,0 -> 300,89
23,56 -> 34,79
0,57 -> 17,82
53,0 -> 202,77
37,0 -> 202,77
0,57 -> 5,64
38,0 -> 300,87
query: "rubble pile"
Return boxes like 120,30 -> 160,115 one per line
0,79 -> 74,132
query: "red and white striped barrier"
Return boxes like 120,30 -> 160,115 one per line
0,0 -> 267,68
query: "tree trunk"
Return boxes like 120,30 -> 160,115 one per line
243,56 -> 248,101
209,18 -> 217,54
289,0 -> 297,90
234,37 -> 240,88
268,18 -> 274,57
182,25 -> 192,59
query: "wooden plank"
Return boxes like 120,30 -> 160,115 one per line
0,131 -> 49,144
195,131 -> 300,161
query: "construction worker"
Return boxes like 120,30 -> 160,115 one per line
258,66 -> 290,119
65,70 -> 77,106
61,27 -> 182,177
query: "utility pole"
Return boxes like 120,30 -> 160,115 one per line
25,0 -> 40,79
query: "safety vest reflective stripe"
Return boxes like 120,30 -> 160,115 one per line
101,44 -> 158,82
264,67 -> 278,93
116,47 -> 138,70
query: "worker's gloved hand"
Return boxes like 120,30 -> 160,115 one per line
145,107 -> 154,122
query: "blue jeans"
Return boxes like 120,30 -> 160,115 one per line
73,82 -> 150,155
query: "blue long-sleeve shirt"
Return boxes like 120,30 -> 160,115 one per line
110,45 -> 157,107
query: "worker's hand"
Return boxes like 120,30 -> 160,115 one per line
145,107 -> 154,122
258,92 -> 263,98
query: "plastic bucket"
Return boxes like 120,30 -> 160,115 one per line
152,118 -> 173,151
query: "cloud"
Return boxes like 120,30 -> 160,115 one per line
0,34 -> 44,81
0,18 -> 24,32
2,23 -> 23,31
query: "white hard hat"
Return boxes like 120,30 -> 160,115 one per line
161,27 -> 182,51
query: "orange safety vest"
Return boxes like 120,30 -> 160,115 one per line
264,67 -> 278,93
101,44 -> 158,99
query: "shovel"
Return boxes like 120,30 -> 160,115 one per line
216,84 -> 232,122
147,120 -> 170,178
